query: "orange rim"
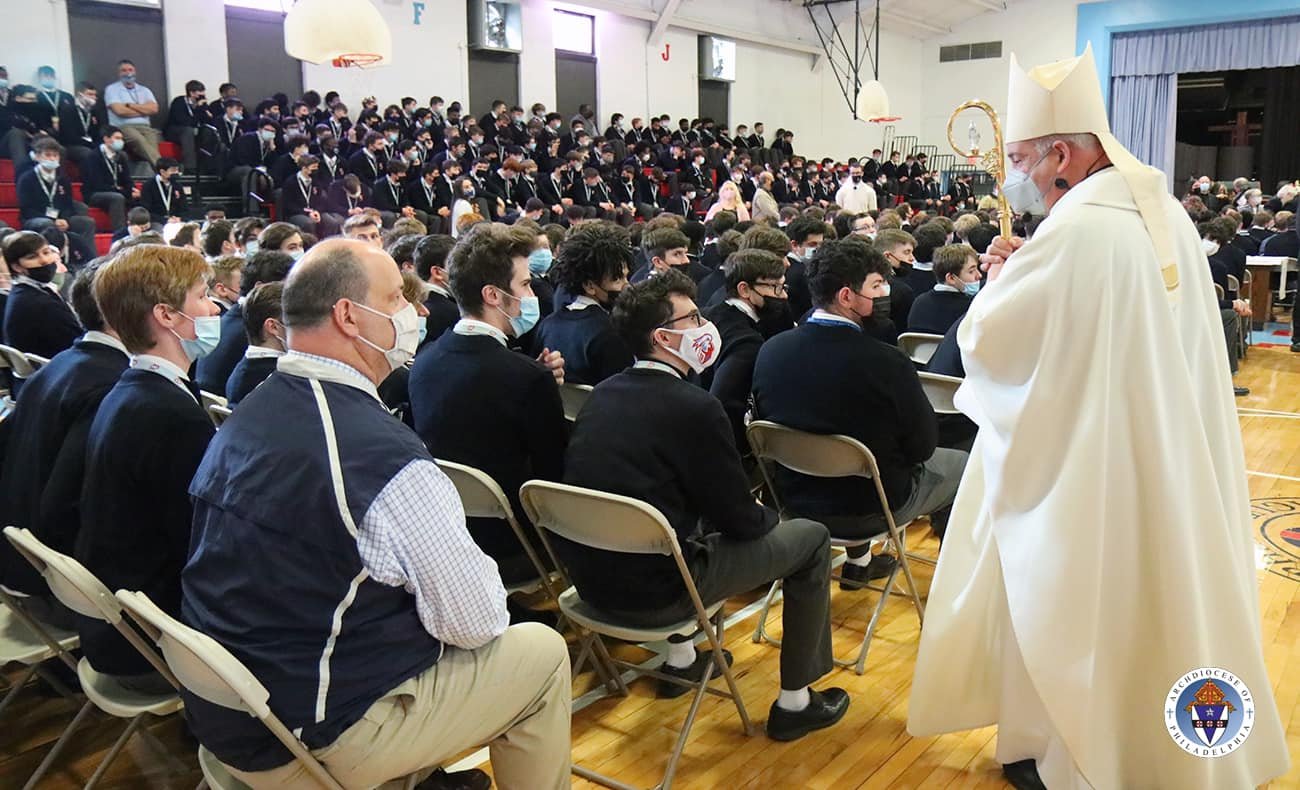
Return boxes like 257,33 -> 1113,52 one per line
332,53 -> 383,68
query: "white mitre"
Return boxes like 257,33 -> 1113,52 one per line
1005,43 -> 1179,292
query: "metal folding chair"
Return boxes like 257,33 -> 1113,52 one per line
558,382 -> 594,422
23,352 -> 51,371
897,332 -> 944,367
0,591 -> 80,723
519,480 -> 756,790
208,403 -> 233,428
200,390 -> 228,412
0,344 -> 36,386
4,527 -> 183,790
745,421 -> 925,675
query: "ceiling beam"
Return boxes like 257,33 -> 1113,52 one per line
880,9 -> 950,36
963,0 -> 1007,12
649,0 -> 684,44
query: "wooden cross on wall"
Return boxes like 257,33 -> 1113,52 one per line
1208,111 -> 1262,146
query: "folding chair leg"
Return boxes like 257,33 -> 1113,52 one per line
850,563 -> 902,675
32,662 -> 80,701
0,664 -> 38,721
589,634 -> 630,696
896,552 -> 925,625
750,579 -> 782,645
704,610 -> 754,737
23,699 -> 96,790
85,714 -> 145,790
661,658 -> 716,790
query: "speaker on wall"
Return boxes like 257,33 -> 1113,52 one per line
699,36 -> 736,82
468,0 -> 522,53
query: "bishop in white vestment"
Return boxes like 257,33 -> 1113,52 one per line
907,45 -> 1289,789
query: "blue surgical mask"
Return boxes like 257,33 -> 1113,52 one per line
259,129 -> 276,142
417,320 -> 428,345
110,139 -> 125,152
289,248 -> 305,262
962,280 -> 981,296
0,79 -> 8,89
40,78 -> 56,91
495,288 -> 540,336
528,248 -> 553,275
38,159 -> 60,172
245,240 -> 259,255
173,311 -> 222,361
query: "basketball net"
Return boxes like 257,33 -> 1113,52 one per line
331,53 -> 383,68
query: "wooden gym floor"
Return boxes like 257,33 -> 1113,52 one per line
3,339 -> 1299,789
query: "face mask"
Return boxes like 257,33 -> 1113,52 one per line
245,240 -> 260,255
259,129 -> 276,142
494,288 -> 540,336
1199,183 -> 1210,193
528,248 -> 553,275
231,112 -> 244,122
851,175 -> 861,184
0,79 -> 8,89
24,262 -> 58,283
387,133 -> 399,143
417,321 -> 428,346
355,301 -> 421,372
462,188 -> 476,199
659,321 -> 722,374
962,280 -> 981,296
289,248 -> 305,262
38,159 -> 60,172
78,94 -> 94,109
173,311 -> 222,361
1002,150 -> 1051,215
1202,239 -> 1220,256
122,74 -> 137,86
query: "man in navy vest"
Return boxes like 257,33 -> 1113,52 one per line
182,239 -> 571,789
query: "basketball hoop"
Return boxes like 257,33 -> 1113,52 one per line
286,0 -> 392,67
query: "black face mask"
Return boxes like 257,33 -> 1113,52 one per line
871,295 -> 892,322
756,299 -> 794,339
851,175 -> 861,184
599,288 -> 622,309
24,262 -> 57,284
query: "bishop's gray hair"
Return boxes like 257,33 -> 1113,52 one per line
1030,133 -> 1102,155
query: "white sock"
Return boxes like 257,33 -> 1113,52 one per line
777,687 -> 810,711
665,640 -> 697,669
846,551 -> 873,567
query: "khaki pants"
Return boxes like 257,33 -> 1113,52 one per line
119,124 -> 161,165
228,623 -> 572,790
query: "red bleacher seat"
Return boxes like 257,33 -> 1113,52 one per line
0,160 -> 12,181
158,141 -> 181,159
87,207 -> 112,232
95,233 -> 113,256
0,208 -> 20,227
0,183 -> 16,208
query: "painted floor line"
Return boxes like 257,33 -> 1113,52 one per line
1247,470 -> 1300,483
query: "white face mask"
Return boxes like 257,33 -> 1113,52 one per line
1002,150 -> 1051,215
354,301 -> 421,373
1202,238 -> 1220,256
659,321 -> 722,374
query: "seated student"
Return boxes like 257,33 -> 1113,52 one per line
559,269 -> 849,734
232,216 -> 265,256
752,238 -> 968,582
907,243 -> 979,335
138,157 -> 188,225
1202,223 -> 1252,397
201,220 -> 241,264
783,215 -> 825,318
327,173 -> 373,221
407,162 -> 448,234
702,249 -> 788,454
926,316 -> 965,379
225,282 -> 285,405
17,138 -> 97,256
414,234 -> 459,348
2,231 -> 79,360
873,228 -> 917,332
257,221 -> 305,259
76,245 -> 218,694
206,254 -> 241,315
532,221 -> 633,385
898,222 -> 947,297
373,159 -> 429,229
282,153 -> 341,238
111,207 -> 155,243
409,223 -> 568,585
1260,210 -> 1298,258
630,226 -> 708,284
341,212 -> 384,246
81,126 -> 138,231
195,249 -> 294,395
183,239 -> 569,790
0,262 -> 128,629
694,228 -> 744,307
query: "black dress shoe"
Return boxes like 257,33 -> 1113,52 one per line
1002,759 -> 1047,790
840,554 -> 898,590
657,649 -> 733,698
766,687 -> 850,741
1234,385 -> 1250,397
416,768 -> 492,790
1291,342 -> 1300,353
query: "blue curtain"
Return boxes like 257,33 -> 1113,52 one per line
1108,15 -> 1300,188
1110,74 -> 1178,184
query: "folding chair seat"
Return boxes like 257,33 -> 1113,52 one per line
897,332 -> 944,367
23,352 -> 50,371
558,382 -> 593,422
4,526 -> 182,789
208,403 -> 233,428
0,591 -> 80,722
520,480 -> 756,790
745,421 -> 925,675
